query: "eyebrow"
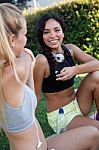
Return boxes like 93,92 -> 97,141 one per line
44,26 -> 60,30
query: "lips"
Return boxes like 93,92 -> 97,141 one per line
49,39 -> 59,44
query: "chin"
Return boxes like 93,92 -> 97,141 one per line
49,45 -> 59,49
16,53 -> 21,58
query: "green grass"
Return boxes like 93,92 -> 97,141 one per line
0,75 -> 96,150
0,131 -> 9,150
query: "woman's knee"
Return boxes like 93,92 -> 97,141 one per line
88,126 -> 99,149
88,126 -> 99,136
78,71 -> 99,91
88,126 -> 99,145
88,71 -> 99,83
81,71 -> 99,92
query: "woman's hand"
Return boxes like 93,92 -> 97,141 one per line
24,48 -> 36,69
56,66 -> 76,81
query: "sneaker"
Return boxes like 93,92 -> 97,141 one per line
96,112 -> 99,121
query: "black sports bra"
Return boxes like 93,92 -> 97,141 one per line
42,45 -> 75,93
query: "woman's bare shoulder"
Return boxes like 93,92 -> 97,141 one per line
64,44 -> 81,55
3,51 -> 31,84
36,54 -> 48,65
34,54 -> 49,77
65,43 -> 77,49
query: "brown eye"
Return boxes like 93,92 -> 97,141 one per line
55,29 -> 60,32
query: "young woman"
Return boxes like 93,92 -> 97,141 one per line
34,12 -> 99,134
0,3 -> 99,150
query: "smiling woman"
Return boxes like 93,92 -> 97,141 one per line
34,12 -> 99,145
0,4 -> 99,150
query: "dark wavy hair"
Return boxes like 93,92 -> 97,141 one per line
36,12 -> 65,68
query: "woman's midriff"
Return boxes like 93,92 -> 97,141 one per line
44,86 -> 75,112
5,121 -> 47,150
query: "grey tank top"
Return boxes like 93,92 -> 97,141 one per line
1,85 -> 37,133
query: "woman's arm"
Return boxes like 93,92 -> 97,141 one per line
33,54 -> 47,105
71,44 -> 99,74
56,44 -> 99,81
24,48 -> 36,91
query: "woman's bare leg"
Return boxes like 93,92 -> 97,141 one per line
68,71 -> 99,130
47,126 -> 99,150
67,115 -> 99,130
77,71 -> 99,115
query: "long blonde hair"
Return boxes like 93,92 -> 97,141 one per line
0,3 -> 25,120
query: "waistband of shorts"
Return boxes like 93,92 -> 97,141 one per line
47,98 -> 78,116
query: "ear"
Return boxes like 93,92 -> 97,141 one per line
8,34 -> 16,47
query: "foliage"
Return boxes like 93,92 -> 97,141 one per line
25,0 -> 99,58
0,0 -> 98,149
0,131 -> 9,150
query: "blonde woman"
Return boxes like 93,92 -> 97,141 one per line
0,3 -> 99,150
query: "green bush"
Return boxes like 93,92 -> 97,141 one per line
25,0 -> 99,58
0,0 -> 98,149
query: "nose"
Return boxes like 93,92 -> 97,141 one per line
50,31 -> 56,38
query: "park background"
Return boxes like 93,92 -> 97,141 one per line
0,0 -> 99,149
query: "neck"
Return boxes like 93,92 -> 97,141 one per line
52,49 -> 64,54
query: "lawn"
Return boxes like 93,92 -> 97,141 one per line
0,75 -> 96,150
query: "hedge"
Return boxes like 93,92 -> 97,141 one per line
25,0 -> 99,59
0,0 -> 99,149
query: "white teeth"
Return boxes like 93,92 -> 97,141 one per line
49,40 -> 58,43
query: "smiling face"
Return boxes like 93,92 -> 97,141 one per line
43,19 -> 64,53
